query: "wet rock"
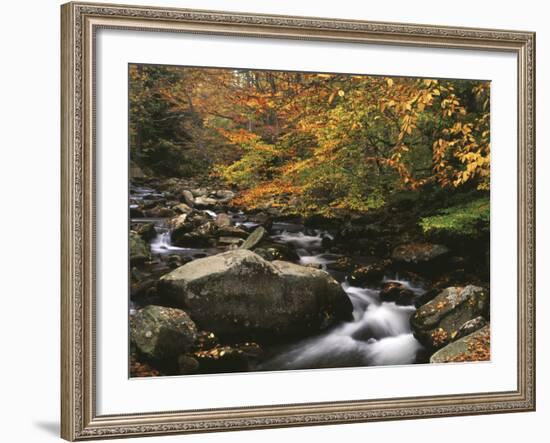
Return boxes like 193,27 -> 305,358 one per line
240,226 -> 267,250
411,285 -> 489,350
166,200 -> 181,208
130,305 -> 198,361
430,325 -> 490,363
142,199 -> 163,210
214,213 -> 232,228
130,231 -> 150,265
130,207 -> 145,218
145,206 -> 176,218
455,316 -> 487,340
167,254 -> 185,269
158,250 -> 353,340
216,226 -> 249,239
194,196 -> 218,209
414,269 -> 477,308
181,190 -> 195,207
173,203 -> 193,215
349,259 -> 388,286
177,355 -> 200,374
246,213 -> 272,230
253,242 -> 299,262
391,242 -> 450,265
158,178 -> 183,193
169,212 -> 210,246
379,282 -> 415,305
131,277 -> 157,299
168,213 -> 190,232
326,256 -> 355,273
218,237 -> 243,247
173,221 -> 217,248
191,188 -> 209,198
213,190 -> 235,203
135,222 -> 157,242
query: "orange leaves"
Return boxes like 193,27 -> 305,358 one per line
133,63 -> 491,215
446,328 -> 491,363
431,328 -> 449,347
218,128 -> 259,145
232,180 -> 303,209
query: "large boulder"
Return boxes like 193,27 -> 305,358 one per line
430,325 -> 490,363
411,285 -> 489,350
130,305 -> 198,361
130,231 -> 150,265
158,250 -> 353,340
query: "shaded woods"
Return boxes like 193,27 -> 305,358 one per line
129,64 -> 491,377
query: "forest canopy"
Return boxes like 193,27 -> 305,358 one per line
129,64 -> 490,219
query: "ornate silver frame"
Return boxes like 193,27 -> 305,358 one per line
61,2 -> 536,440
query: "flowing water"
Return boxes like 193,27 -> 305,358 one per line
130,186 -> 425,370
259,225 -> 425,369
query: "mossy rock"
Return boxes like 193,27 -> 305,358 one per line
411,285 -> 489,350
130,231 -> 151,265
131,305 -> 198,361
158,250 -> 352,341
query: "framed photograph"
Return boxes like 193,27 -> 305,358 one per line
61,1 -> 536,440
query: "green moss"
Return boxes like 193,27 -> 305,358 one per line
419,197 -> 489,237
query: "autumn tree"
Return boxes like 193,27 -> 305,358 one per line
129,65 -> 490,225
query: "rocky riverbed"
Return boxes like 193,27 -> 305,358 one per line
129,177 -> 491,377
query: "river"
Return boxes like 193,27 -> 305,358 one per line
130,184 -> 426,370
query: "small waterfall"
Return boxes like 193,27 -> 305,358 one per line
150,227 -> 189,254
297,251 -> 340,270
258,282 -> 423,371
271,228 -> 338,270
382,274 -> 427,295
271,230 -> 324,249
